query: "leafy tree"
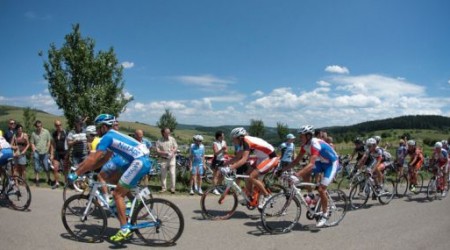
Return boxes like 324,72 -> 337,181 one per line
249,119 -> 265,137
156,109 -> 178,132
23,107 -> 37,134
276,122 -> 289,140
40,23 -> 133,127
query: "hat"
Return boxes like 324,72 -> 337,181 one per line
286,134 -> 295,139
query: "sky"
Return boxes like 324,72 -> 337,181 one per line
1,0 -> 449,128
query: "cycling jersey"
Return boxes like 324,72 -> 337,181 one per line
396,145 -> 407,165
91,136 -> 101,152
407,147 -> 424,170
432,148 -> 448,168
300,138 -> 338,186
0,137 -> 13,165
239,136 -> 278,174
97,130 -> 150,189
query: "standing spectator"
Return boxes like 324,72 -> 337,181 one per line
67,116 -> 88,168
11,124 -> 30,181
155,128 -> 178,194
189,135 -> 205,195
134,129 -> 152,150
279,133 -> 296,169
50,119 -> 67,188
211,131 -> 227,195
4,119 -> 16,143
30,120 -> 52,186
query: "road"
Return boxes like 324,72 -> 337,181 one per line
0,187 -> 449,250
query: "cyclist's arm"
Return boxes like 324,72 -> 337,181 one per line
75,150 -> 113,176
229,150 -> 250,170
284,151 -> 305,172
296,154 -> 318,177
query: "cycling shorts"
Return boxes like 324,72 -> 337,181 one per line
256,157 -> 279,175
119,156 -> 151,189
101,155 -> 129,178
313,160 -> 338,186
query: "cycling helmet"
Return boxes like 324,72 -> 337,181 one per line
193,135 -> 204,142
366,138 -> 377,146
354,137 -> 363,144
297,125 -> 314,135
94,114 -> 116,126
86,125 -> 97,135
407,140 -> 416,146
230,127 -> 247,138
434,141 -> 443,149
374,135 -> 381,143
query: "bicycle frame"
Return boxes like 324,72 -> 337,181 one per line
220,173 -> 263,208
281,178 -> 326,219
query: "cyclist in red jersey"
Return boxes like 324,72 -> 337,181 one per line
223,127 -> 279,209
406,140 -> 424,192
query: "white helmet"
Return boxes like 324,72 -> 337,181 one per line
374,136 -> 381,143
435,141 -> 443,149
442,140 -> 448,145
297,125 -> 314,135
193,135 -> 204,142
407,140 -> 416,146
366,138 -> 377,146
230,127 -> 247,138
86,125 -> 97,135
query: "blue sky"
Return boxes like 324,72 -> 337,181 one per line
1,0 -> 449,128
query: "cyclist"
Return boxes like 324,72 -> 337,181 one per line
395,139 -> 408,178
349,138 -> 365,163
284,125 -> 338,228
189,135 -> 206,195
222,127 -> 279,209
358,138 -> 387,193
406,140 -> 424,192
0,135 -> 13,166
68,114 -> 150,242
430,142 -> 448,196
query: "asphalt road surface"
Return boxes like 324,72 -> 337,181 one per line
1,186 -> 449,250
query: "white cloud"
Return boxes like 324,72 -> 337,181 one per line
252,90 -> 264,97
121,61 -> 135,69
325,65 -> 349,74
317,80 -> 330,87
448,79 -> 450,85
174,75 -> 235,91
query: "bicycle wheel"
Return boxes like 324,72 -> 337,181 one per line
61,194 -> 107,243
261,193 -> 301,234
396,175 -> 408,198
200,185 -> 238,220
318,189 -> 347,227
427,177 -> 437,201
349,179 -> 369,210
63,177 -> 90,202
378,180 -> 395,205
132,198 -> 184,246
6,176 -> 32,211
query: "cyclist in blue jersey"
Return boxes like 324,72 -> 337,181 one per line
282,125 -> 339,228
68,114 -> 150,242
189,135 -> 205,195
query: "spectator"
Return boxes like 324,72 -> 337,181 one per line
85,125 -> 99,153
50,119 -> 68,188
134,129 -> 152,150
189,135 -> 205,195
30,120 -> 52,186
279,133 -> 296,169
211,130 -> 227,195
155,128 -> 178,194
67,116 -> 88,168
11,124 -> 30,181
4,119 -> 16,143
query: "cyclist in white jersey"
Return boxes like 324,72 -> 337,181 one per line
68,114 -> 150,242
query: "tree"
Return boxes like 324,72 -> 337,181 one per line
276,122 -> 289,140
249,119 -> 265,137
23,107 -> 37,134
156,109 -> 178,132
40,23 -> 133,127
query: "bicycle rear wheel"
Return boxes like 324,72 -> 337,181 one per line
378,180 -> 395,204
200,185 -> 238,220
132,198 -> 184,246
396,175 -> 408,198
61,194 -> 107,242
6,176 -> 32,211
261,193 -> 301,234
349,179 -> 369,210
319,189 -> 347,227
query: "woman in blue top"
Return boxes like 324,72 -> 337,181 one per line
189,135 -> 205,195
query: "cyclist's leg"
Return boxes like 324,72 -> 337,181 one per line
318,160 -> 338,214
252,157 -> 279,196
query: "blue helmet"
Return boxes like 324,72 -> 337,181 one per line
94,114 -> 116,126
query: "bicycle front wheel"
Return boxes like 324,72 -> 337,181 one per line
378,180 -> 395,204
427,177 -> 437,201
62,178 -> 90,202
349,179 -> 369,210
261,193 -> 301,234
396,175 -> 408,198
200,185 -> 238,220
61,194 -> 107,243
6,176 -> 32,211
132,198 -> 184,246
415,173 -> 424,194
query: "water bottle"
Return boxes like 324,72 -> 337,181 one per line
304,195 -> 312,206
